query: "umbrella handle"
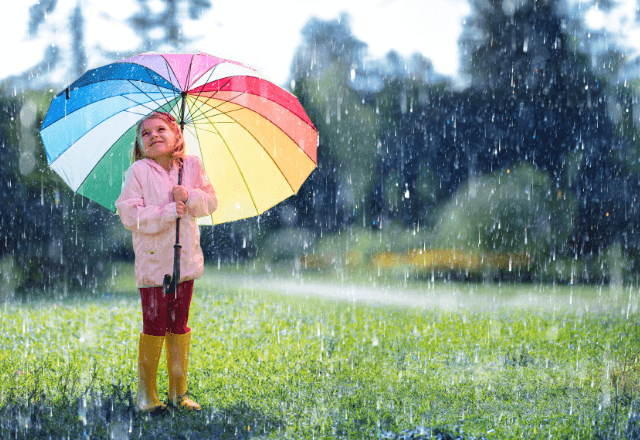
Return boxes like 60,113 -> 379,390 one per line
162,273 -> 174,294
163,242 -> 182,294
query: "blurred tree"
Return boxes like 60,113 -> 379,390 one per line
130,0 -> 212,49
0,89 -> 121,297
458,0 -> 626,256
28,0 -> 58,37
433,162 -> 577,257
290,13 -> 367,78
373,77 -> 456,229
70,4 -> 88,78
563,0 -> 640,259
290,14 -> 380,233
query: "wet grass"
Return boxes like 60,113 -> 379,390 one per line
1,264 -> 640,438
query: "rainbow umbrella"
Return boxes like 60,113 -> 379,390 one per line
40,52 -> 318,225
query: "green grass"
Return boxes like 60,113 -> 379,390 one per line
2,264 -> 640,439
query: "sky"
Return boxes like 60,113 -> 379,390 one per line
582,0 -> 640,51
1,0 -> 471,88
2,0 -> 639,91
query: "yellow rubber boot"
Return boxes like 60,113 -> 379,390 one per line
137,333 -> 167,413
166,331 -> 201,410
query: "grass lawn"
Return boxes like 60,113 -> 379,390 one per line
1,263 -> 640,439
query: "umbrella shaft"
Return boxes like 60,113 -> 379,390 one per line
173,243 -> 182,283
180,92 -> 187,132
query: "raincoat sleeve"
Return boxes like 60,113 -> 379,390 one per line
115,165 -> 177,235
185,157 -> 218,218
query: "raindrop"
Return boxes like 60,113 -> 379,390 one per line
19,100 -> 37,127
19,152 -> 36,175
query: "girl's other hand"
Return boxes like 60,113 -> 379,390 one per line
172,185 -> 188,203
175,201 -> 186,218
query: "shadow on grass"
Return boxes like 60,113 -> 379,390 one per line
5,385 -> 640,439
0,384 -> 283,439
593,397 -> 640,440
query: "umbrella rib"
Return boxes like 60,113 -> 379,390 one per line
185,124 -> 234,136
189,107 -> 237,125
180,55 -> 197,127
129,67 -> 181,111
187,60 -> 221,117
191,85 -> 317,137
189,93 -> 250,126
188,77 -> 236,124
72,126 -> 139,210
44,78 -> 177,128
144,66 -> 179,105
192,102 -> 261,214
199,76 -> 317,132
59,63 -> 168,96
206,121 -> 262,216
185,54 -> 195,90
221,112 -> 297,195
235,106 -> 317,165
188,97 -> 239,131
45,88 -> 173,129
120,89 -> 174,115
200,90 -> 245,113
160,56 -> 182,111
194,104 -> 317,165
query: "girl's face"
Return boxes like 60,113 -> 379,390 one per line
139,118 -> 181,163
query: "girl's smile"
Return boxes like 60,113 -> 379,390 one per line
140,118 -> 181,170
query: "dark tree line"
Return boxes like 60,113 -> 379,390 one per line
0,92 -> 120,297
287,0 -> 636,261
2,0 -> 640,294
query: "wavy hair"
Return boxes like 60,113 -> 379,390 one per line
131,112 -> 186,164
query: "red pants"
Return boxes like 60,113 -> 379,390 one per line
139,280 -> 194,336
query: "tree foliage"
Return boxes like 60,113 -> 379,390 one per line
0,90 -> 123,297
129,0 -> 212,49
4,1 -> 640,291
290,14 -> 380,231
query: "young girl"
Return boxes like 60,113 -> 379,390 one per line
115,112 -> 217,413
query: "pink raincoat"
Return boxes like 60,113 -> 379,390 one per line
116,156 -> 217,288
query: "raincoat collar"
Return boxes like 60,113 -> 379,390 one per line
142,157 -> 181,174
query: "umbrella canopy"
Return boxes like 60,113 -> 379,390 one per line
40,52 -> 318,225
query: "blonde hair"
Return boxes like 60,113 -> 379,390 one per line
131,112 -> 186,164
